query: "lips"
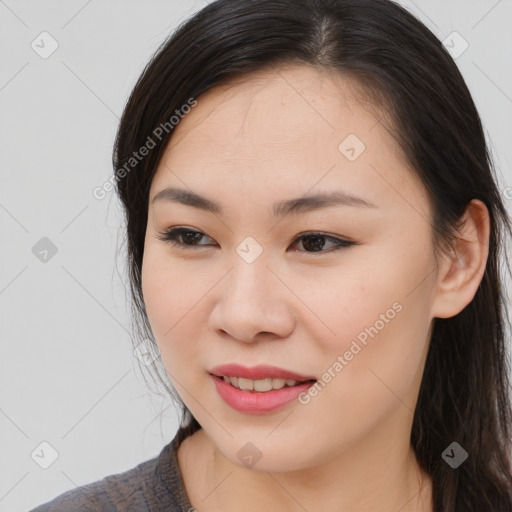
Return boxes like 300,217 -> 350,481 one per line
209,364 -> 316,382
208,364 -> 317,413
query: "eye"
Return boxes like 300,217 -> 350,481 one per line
156,227 -> 356,254
289,232 -> 356,253
156,227 -> 216,248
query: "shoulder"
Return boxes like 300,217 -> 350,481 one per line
28,475 -> 118,512
28,457 -> 155,512
28,440 -> 187,512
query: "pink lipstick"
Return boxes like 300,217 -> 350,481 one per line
209,364 -> 316,414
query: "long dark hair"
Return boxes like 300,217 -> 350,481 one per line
112,0 -> 512,509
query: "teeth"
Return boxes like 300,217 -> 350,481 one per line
221,376 -> 301,391
238,378 -> 254,391
272,378 -> 286,389
253,378 -> 272,392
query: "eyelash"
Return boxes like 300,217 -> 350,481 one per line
156,227 -> 356,255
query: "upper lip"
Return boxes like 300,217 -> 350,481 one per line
209,364 -> 316,382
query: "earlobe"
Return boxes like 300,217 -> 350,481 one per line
431,199 -> 490,319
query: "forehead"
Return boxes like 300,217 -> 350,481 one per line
165,64 -> 385,159
151,64 -> 429,217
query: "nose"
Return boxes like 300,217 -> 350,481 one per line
208,258 -> 296,344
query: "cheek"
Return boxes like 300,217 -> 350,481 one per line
320,289 -> 432,432
142,243 -> 202,327
315,243 -> 434,399
141,246 -> 213,371
299,265 -> 395,357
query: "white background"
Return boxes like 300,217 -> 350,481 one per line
1,1 -> 511,511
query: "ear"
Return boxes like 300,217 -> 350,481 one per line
431,199 -> 490,319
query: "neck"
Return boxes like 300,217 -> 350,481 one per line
183,424 -> 433,512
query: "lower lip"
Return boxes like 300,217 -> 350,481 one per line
211,375 -> 316,414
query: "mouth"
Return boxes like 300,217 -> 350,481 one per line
208,363 -> 317,394
210,374 -> 316,392
209,366 -> 317,413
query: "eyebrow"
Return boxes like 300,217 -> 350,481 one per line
151,187 -> 377,217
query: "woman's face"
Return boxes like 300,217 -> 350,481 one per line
142,64 -> 440,472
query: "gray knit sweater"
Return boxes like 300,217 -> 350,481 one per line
29,427 -> 195,512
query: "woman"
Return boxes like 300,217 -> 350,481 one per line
31,0 -> 512,510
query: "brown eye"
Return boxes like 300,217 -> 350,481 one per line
290,233 -> 355,254
156,228 -> 216,248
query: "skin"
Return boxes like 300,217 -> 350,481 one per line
141,64 -> 490,512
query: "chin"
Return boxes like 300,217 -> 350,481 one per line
211,432 -> 319,474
